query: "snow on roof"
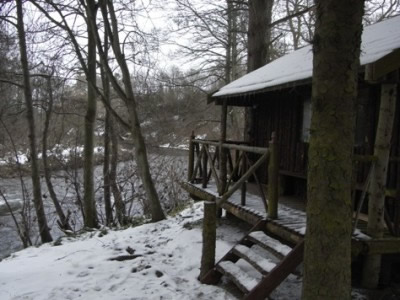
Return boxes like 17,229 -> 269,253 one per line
213,16 -> 400,98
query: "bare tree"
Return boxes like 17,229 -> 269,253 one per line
86,0 -> 165,221
41,73 -> 72,231
16,0 -> 52,243
82,0 -> 98,228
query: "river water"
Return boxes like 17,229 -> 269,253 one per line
0,148 -> 188,259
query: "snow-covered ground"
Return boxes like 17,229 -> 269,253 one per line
0,201 -> 385,300
0,203 -> 238,300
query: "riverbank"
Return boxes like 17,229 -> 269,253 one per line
0,149 -> 189,259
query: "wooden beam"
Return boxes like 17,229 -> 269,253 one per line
217,150 -> 270,206
219,99 -> 228,195
199,201 -> 217,280
202,145 -> 209,188
364,238 -> 400,254
204,145 -> 220,189
364,49 -> 400,81
180,182 -> 216,202
188,131 -> 195,181
353,154 -> 377,163
386,189 -> 399,199
265,222 -> 303,245
268,132 -> 279,219
194,139 -> 268,155
221,202 -> 261,226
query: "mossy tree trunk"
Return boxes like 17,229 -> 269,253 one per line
16,0 -> 53,243
302,1 -> 364,299
362,79 -> 397,288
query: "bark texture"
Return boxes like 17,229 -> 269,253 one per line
302,1 -> 364,299
362,81 -> 397,288
101,64 -> 113,226
83,1 -> 98,228
247,0 -> 273,72
245,0 -> 274,143
16,0 -> 53,243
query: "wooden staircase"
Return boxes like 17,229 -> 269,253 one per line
201,220 -> 304,299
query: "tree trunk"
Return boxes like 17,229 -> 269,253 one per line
244,0 -> 274,143
110,122 -> 125,225
302,1 -> 364,299
16,0 -> 53,243
83,1 -> 98,228
101,28 -> 113,226
89,0 -> 165,222
102,69 -> 113,226
225,0 -> 233,84
362,79 -> 397,288
42,76 -> 71,231
247,0 -> 273,72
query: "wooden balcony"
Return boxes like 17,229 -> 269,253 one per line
181,135 -> 400,257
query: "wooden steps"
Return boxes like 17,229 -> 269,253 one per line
216,261 -> 258,294
201,220 -> 304,299
247,231 -> 292,260
232,245 -> 276,274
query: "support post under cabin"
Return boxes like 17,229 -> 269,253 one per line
199,201 -> 217,281
268,132 -> 279,219
362,72 -> 398,288
219,99 -> 228,196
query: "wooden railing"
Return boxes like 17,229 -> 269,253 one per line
187,132 -> 279,219
353,154 -> 400,237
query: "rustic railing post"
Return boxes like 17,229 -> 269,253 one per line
268,132 -> 279,219
202,145 -> 208,188
188,131 -> 195,182
241,154 -> 247,206
199,201 -> 216,281
219,99 -> 228,195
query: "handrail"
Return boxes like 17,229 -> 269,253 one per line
188,132 -> 279,219
217,150 -> 270,206
193,139 -> 269,155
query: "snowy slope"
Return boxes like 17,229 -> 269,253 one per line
213,16 -> 400,97
0,203 -> 235,300
0,202 -> 376,299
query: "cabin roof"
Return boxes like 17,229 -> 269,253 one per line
213,16 -> 400,99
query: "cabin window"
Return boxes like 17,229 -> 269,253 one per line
301,98 -> 312,142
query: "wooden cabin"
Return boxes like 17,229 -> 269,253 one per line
182,16 -> 400,298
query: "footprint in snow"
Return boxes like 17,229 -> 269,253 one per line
77,271 -> 89,278
155,270 -> 164,278
131,264 -> 151,273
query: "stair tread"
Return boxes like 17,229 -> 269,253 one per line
233,245 -> 276,274
217,261 -> 259,294
248,231 -> 292,258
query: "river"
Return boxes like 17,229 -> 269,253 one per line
0,148 -> 188,259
